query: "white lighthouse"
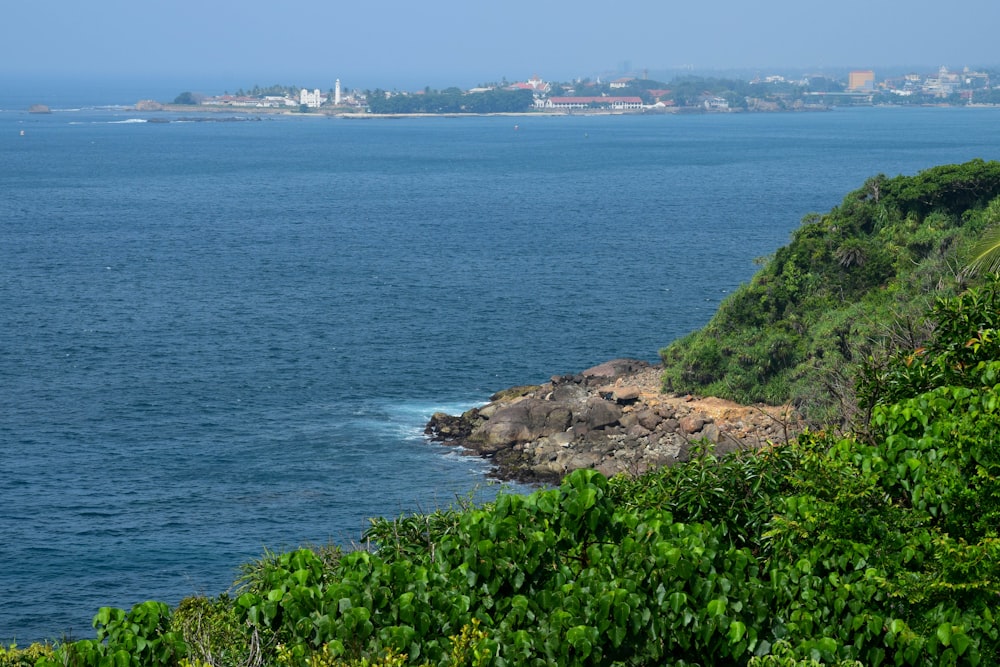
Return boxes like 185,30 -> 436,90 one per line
334,79 -> 342,106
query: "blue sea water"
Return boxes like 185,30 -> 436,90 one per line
2,104 -> 999,643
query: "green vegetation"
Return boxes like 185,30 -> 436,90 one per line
554,75 -> 846,110
660,159 -> 1000,423
240,85 -> 304,99
662,77 -> 756,109
966,217 -> 1000,276
0,642 -> 54,667
366,88 -> 534,114
14,163 -> 1000,665
172,92 -> 201,105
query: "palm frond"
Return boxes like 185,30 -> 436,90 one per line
966,225 -> 1000,276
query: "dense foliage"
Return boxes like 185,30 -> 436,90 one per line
0,642 -> 54,667
660,159 -> 1000,422
15,165 -> 1000,666
366,89 -> 534,114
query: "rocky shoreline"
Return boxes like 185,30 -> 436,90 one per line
425,359 -> 803,484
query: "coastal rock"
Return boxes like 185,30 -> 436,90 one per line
635,408 -> 662,431
468,399 -> 572,453
135,99 -> 164,111
581,359 -> 650,379
424,358 -> 804,484
425,410 -> 477,442
700,423 -> 721,444
679,414 -> 707,434
550,383 -> 588,403
576,397 -> 622,430
611,386 -> 641,403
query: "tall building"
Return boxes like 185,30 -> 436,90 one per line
335,79 -> 341,106
848,70 -> 875,92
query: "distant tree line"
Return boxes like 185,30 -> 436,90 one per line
240,84 -> 302,98
555,75 -> 845,109
366,88 -> 534,114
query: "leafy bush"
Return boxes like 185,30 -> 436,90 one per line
0,642 -> 55,667
761,279 -> 1000,665
606,441 -> 801,556
41,601 -> 186,667
222,469 -> 779,665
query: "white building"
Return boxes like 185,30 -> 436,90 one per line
300,88 -> 324,108
264,95 -> 298,107
539,96 -> 644,110
703,96 -> 730,111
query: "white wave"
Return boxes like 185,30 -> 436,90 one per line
391,399 -> 485,420
344,397 -> 487,443
108,118 -> 148,124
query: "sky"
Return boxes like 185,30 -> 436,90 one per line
3,0 -> 1000,98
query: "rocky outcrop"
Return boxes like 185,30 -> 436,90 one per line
135,100 -> 164,111
425,359 -> 802,484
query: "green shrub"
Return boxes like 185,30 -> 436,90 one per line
171,594 -> 268,667
0,642 -> 55,667
41,601 -> 186,667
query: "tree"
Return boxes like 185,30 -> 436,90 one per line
172,91 -> 200,105
964,197 -> 1000,275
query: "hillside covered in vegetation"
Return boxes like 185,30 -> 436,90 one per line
9,162 -> 1000,667
660,159 -> 1000,424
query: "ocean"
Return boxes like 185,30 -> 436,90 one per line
2,104 -> 999,643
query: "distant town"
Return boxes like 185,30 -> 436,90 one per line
151,66 -> 1000,115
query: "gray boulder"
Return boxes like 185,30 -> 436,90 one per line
469,398 -> 573,452
576,397 -> 622,430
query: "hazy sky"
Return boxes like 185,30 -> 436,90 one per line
4,0 -> 999,92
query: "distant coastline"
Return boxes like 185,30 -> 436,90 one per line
18,66 -> 1000,117
124,102 -> 701,118
109,103 -> 1000,119
18,100 -> 1000,120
